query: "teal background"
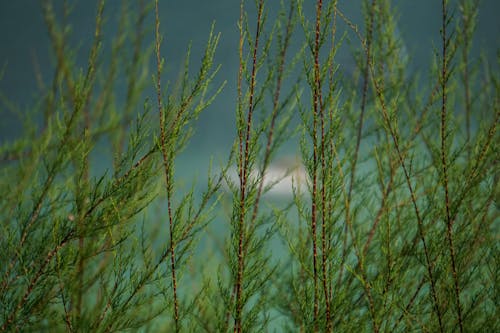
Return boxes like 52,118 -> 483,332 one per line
1,1 -> 498,151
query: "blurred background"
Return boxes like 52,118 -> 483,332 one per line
1,0 -> 498,159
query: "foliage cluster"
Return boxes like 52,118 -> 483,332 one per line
0,0 -> 498,332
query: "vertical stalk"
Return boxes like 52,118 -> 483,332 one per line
339,0 -> 377,288
249,0 -> 294,240
319,1 -> 333,328
234,1 -> 264,331
154,1 -> 179,330
440,0 -> 463,331
75,0 -> 104,323
310,1 -> 323,329
224,2 -> 246,329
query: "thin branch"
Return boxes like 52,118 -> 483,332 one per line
440,1 -> 463,331
336,7 -> 444,331
154,0 -> 179,329
234,1 -> 264,331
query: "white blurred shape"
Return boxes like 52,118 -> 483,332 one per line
224,156 -> 308,197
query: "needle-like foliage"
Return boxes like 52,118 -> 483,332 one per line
0,0 -> 497,332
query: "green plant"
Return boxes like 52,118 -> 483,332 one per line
0,0 -> 497,332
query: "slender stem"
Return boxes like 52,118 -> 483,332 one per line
250,0 -> 294,242
319,0 -> 332,327
224,1 -> 246,329
76,0 -> 104,320
154,1 -> 179,329
310,1 -> 323,329
440,1 -> 463,331
234,1 -> 264,331
339,0 -> 376,290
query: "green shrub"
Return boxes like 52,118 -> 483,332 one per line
1,0 -> 497,332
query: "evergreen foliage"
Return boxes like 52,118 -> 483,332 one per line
0,0 -> 497,331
